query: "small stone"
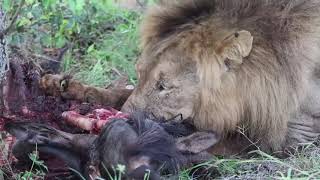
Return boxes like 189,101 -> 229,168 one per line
126,85 -> 135,90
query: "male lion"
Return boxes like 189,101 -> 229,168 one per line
122,0 -> 320,155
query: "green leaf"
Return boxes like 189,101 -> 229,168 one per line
3,0 -> 12,12
17,17 -> 32,27
27,12 -> 33,19
87,44 -> 95,53
55,36 -> 66,48
68,0 -> 85,15
67,0 -> 76,14
41,35 -> 53,47
26,0 -> 35,5
0,170 -> 4,180
43,0 -> 55,9
75,0 -> 85,15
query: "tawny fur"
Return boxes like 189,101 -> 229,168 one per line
40,74 -> 133,109
123,0 -> 320,152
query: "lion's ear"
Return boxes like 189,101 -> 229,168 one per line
218,30 -> 253,65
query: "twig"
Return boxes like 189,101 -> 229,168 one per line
10,45 -> 60,62
0,133 -> 15,178
0,0 -> 25,38
136,0 -> 144,7
32,53 -> 60,62
27,143 -> 38,180
136,0 -> 148,9
111,67 -> 122,76
235,125 -> 262,155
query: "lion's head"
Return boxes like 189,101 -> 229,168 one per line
122,0 -> 318,152
122,0 -> 254,134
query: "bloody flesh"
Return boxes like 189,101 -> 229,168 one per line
0,59 -> 129,179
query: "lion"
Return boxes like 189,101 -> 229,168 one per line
121,0 -> 320,155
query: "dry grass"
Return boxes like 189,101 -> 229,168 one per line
177,144 -> 320,180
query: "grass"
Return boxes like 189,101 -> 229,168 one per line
17,144 -> 47,180
0,137 -> 47,180
177,144 -> 320,179
61,2 -> 141,86
2,141 -> 320,179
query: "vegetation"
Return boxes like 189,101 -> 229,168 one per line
1,0 -> 320,180
180,145 -> 320,179
2,0 -> 141,86
17,149 -> 47,180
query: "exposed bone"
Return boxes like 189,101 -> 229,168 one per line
62,111 -> 98,131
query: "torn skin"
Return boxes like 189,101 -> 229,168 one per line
62,108 -> 129,134
5,112 -> 217,179
0,57 -> 219,179
0,59 -> 133,179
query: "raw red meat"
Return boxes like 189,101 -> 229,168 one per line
62,108 -> 128,134
0,59 -> 130,179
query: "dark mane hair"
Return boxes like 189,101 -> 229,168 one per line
142,0 -> 319,50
